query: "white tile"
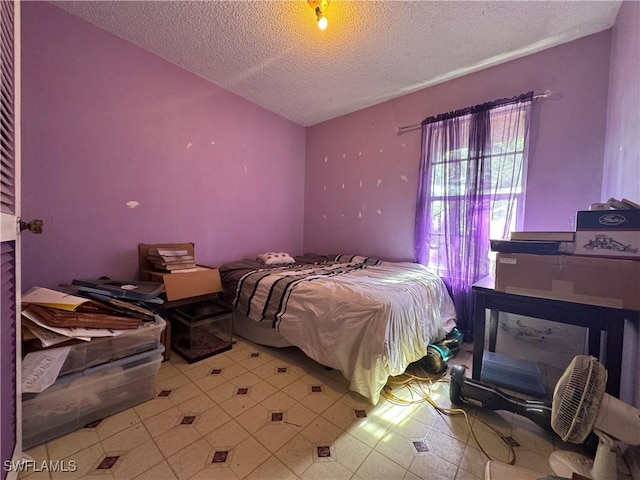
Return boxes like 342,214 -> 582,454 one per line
188,466 -> 241,480
405,402 -> 438,429
246,380 -> 279,404
333,432 -> 372,473
183,363 -> 238,392
236,403 -> 271,433
207,381 -> 258,417
465,420 -> 513,463
226,436 -> 272,479
46,428 -> 100,462
95,408 -> 141,441
50,442 -> 104,480
154,422 -> 203,458
244,456 -> 298,480
389,415 -> 432,440
301,460 -> 353,480
455,467 -> 483,480
345,415 -> 391,449
100,424 -> 152,453
282,377 -> 337,415
300,416 -> 343,444
22,443 -> 48,464
176,392 -> 217,414
204,419 -> 252,448
226,348 -> 272,369
166,437 -> 212,480
194,404 -> 233,436
425,427 -> 466,467
458,445 -> 487,478
112,439 -> 163,480
322,399 -> 369,430
510,423 -> 555,457
274,434 -> 314,476
165,380 -> 203,406
407,450 -> 458,480
374,430 -> 422,470
403,471 -> 422,480
133,460 -> 177,480
511,449 -> 554,477
355,449 -> 407,480
142,406 -> 183,438
157,361 -> 181,381
430,412 -> 470,444
228,370 -> 263,388
134,395 -> 175,421
253,421 -> 300,454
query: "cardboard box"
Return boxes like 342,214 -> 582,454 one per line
495,253 -> 640,310
138,243 -> 222,302
575,210 -> 640,259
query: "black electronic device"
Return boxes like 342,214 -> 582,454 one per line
449,364 -> 553,433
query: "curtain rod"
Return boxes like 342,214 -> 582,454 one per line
396,90 -> 552,136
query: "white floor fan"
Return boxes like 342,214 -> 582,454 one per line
485,355 -> 640,480
549,355 -> 640,480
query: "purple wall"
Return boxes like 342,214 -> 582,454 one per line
603,1 -> 640,408
602,1 -> 640,202
304,32 -> 611,261
20,2 -> 305,291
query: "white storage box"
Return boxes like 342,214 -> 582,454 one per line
24,316 -> 166,377
22,346 -> 163,449
575,210 -> 640,258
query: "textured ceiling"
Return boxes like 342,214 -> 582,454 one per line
52,1 -> 621,126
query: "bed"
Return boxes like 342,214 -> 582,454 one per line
219,253 -> 457,404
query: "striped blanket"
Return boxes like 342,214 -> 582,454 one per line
233,255 -> 381,327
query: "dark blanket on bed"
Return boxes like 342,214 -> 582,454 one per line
232,256 -> 382,325
218,253 -> 334,302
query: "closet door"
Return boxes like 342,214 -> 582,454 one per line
1,1 -> 21,478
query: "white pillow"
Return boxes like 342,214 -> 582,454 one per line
257,252 -> 296,265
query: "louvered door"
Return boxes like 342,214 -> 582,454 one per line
1,1 -> 21,478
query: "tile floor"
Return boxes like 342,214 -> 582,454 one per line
20,339 -> 585,480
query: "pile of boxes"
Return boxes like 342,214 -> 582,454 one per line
22,242 -> 233,449
138,243 -> 233,364
495,209 -> 640,310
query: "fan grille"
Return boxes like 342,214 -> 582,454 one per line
551,355 -> 607,443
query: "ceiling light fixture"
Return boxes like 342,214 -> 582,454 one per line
308,0 -> 329,30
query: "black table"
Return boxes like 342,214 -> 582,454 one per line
472,275 -> 639,397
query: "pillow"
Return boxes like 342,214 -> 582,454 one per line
257,252 -> 296,265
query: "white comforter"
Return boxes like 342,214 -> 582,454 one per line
237,259 -> 457,404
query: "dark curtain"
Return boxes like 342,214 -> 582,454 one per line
414,93 -> 533,339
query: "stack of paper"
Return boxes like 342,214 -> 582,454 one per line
147,248 -> 197,272
21,287 -> 141,346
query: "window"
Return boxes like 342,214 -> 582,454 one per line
414,92 -> 532,335
426,105 -> 529,277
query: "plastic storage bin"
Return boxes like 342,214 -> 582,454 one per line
480,351 -> 547,397
30,316 -> 166,377
22,345 -> 164,449
169,299 -> 232,363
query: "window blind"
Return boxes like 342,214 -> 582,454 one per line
0,241 -> 16,480
0,0 -> 16,215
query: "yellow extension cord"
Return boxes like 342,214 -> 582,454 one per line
381,366 -> 517,465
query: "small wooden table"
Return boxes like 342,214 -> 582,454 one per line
472,276 -> 639,397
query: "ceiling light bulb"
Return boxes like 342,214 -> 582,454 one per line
309,0 -> 329,29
